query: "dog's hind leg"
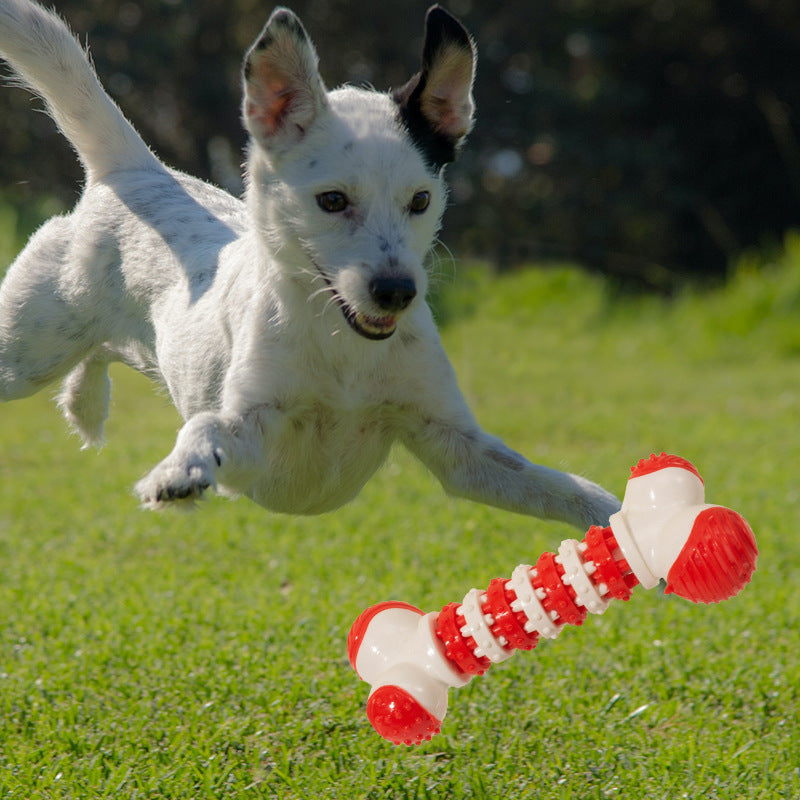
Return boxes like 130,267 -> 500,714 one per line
0,216 -> 104,402
57,353 -> 111,448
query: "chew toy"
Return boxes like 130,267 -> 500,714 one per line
348,454 -> 757,745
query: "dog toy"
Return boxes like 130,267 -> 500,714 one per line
348,453 -> 757,745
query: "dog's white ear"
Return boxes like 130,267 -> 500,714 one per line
242,8 -> 328,156
393,5 -> 476,172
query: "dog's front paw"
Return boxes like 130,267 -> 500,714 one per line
576,481 -> 622,529
135,451 -> 222,509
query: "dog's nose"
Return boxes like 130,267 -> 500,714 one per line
369,276 -> 417,312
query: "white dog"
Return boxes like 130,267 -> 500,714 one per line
0,0 -> 620,527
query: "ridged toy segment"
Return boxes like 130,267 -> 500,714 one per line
432,527 -> 634,674
583,526 -> 639,600
487,577 -> 539,651
435,601 -> 490,676
533,550 -> 587,627
349,454 -> 757,745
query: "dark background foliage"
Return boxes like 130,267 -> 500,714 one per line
1,0 -> 798,290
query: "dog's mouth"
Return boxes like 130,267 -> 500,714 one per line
338,299 -> 398,340
310,260 -> 399,340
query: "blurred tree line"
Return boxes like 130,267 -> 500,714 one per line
1,0 -> 798,290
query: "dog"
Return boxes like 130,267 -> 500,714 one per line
0,0 -> 620,528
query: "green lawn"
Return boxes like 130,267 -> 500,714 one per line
1,243 -> 798,798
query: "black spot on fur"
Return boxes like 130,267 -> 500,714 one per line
255,33 -> 273,51
393,74 -> 456,174
417,6 -> 473,95
393,6 -> 474,173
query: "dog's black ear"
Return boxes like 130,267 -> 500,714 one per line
393,5 -> 476,172
242,7 -> 328,156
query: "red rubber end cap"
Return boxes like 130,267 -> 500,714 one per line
347,601 -> 422,675
367,685 -> 441,746
630,453 -> 703,483
666,506 -> 757,604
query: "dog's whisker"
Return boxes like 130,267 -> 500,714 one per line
320,294 -> 342,316
430,239 -> 456,272
308,285 -> 335,304
295,266 -> 321,281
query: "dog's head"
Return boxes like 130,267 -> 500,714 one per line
241,6 -> 476,341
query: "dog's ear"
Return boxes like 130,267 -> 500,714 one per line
393,5 -> 476,172
242,8 -> 328,156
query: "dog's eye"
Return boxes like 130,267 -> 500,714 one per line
316,191 -> 349,213
409,190 -> 431,215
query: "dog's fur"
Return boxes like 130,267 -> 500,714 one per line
0,0 -> 620,527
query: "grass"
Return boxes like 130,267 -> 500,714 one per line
1,221 -> 799,797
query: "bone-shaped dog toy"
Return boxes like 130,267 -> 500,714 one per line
348,454 -> 757,745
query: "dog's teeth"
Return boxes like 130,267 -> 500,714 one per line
356,313 -> 396,335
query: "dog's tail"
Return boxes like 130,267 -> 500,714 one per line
0,0 -> 158,178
